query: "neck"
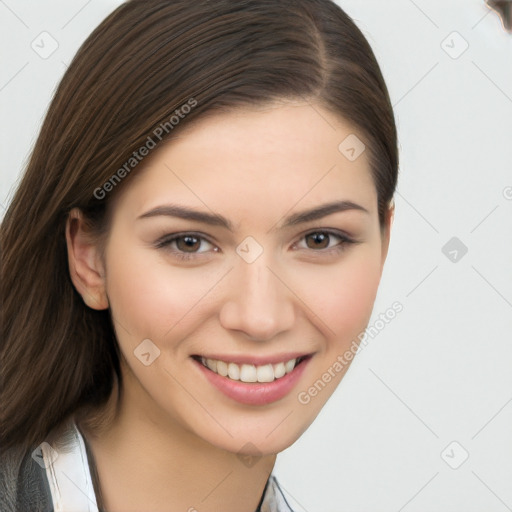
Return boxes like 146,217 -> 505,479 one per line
77,373 -> 277,512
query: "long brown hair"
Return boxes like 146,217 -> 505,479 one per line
1,0 -> 398,459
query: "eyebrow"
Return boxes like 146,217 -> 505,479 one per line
137,200 -> 369,231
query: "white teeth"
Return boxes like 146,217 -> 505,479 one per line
228,362 -> 240,380
273,362 -> 286,379
240,364 -> 257,382
216,360 -> 228,377
257,364 -> 274,383
285,358 -> 296,374
199,356 -> 302,383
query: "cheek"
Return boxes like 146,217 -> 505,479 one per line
104,241 -> 210,343
295,249 -> 382,347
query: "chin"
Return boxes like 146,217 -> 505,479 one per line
192,410 -> 317,457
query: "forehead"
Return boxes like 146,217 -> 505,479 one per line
112,103 -> 377,224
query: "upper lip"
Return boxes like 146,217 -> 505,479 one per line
192,352 -> 314,366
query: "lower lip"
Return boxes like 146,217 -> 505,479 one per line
193,357 -> 312,406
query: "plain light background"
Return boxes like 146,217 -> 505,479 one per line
1,1 -> 511,511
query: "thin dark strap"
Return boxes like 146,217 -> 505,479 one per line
255,474 -> 271,512
271,476 -> 295,511
79,427 -> 107,512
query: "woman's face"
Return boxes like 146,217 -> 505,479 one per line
98,102 -> 392,455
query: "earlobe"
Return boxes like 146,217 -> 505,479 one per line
65,208 -> 109,310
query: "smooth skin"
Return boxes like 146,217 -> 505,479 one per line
66,101 -> 394,512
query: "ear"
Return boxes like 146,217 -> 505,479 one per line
380,198 -> 395,268
65,208 -> 109,310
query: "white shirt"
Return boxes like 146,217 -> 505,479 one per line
40,420 -> 295,512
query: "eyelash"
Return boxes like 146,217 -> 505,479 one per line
154,230 -> 357,262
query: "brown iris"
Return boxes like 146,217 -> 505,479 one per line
304,232 -> 330,250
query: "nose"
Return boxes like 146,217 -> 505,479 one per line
219,255 -> 295,341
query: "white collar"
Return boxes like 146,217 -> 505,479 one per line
41,420 -> 293,512
41,421 -> 98,512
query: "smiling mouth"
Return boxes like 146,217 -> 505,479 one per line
192,355 -> 310,383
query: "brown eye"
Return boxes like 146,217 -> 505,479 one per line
304,232 -> 331,250
175,235 -> 202,253
155,232 -> 217,261
295,229 -> 356,255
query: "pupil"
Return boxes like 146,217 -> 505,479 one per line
308,233 -> 328,249
178,236 -> 199,252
